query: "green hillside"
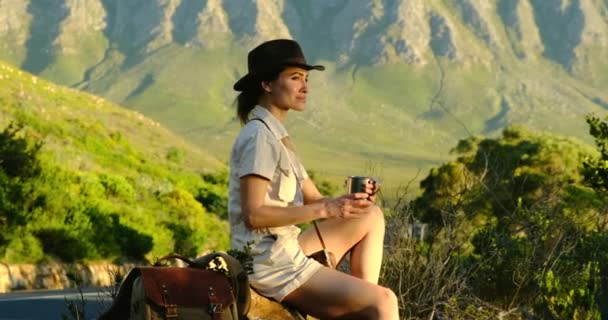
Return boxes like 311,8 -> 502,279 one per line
0,60 -> 229,263
75,43 -> 607,193
1,0 -> 607,194
74,44 -> 454,191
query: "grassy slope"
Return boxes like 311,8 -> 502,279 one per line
0,60 -> 223,174
0,60 -> 230,260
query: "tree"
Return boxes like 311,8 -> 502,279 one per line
0,123 -> 42,252
412,125 -> 607,314
584,114 -> 608,195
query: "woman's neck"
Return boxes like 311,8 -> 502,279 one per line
258,101 -> 288,123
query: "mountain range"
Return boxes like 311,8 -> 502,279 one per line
1,0 -> 607,190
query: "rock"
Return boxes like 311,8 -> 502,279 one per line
0,262 -> 133,293
247,288 -> 315,320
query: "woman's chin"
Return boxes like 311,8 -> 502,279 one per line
291,103 -> 306,112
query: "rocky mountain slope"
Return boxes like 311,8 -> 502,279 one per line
1,0 -> 607,188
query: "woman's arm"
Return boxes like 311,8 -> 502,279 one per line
241,175 -> 371,229
241,175 -> 325,229
301,177 -> 379,205
301,178 -> 325,204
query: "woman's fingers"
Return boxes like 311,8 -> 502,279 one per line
350,192 -> 369,200
344,194 -> 371,207
342,205 -> 372,218
364,182 -> 374,195
364,180 -> 381,203
325,194 -> 374,219
341,198 -> 373,217
368,194 -> 376,203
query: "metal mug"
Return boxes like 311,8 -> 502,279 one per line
346,176 -> 376,195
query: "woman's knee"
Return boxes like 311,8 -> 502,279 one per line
379,287 -> 398,313
365,205 -> 385,229
361,286 -> 398,318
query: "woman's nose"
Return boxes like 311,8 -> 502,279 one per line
301,80 -> 308,92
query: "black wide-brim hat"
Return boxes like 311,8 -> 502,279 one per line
233,39 -> 325,91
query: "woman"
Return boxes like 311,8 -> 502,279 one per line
228,39 -> 399,319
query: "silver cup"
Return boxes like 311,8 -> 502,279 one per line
346,176 -> 375,194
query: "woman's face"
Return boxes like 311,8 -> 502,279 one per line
263,67 -> 309,112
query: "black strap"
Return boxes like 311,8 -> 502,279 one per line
312,221 -> 334,268
248,117 -> 271,132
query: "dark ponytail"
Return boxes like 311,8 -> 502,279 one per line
236,85 -> 264,125
234,69 -> 283,125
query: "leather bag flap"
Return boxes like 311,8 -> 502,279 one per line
138,267 -> 234,308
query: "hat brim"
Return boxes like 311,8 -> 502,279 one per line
233,63 -> 325,91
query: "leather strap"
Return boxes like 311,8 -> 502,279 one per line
312,221 -> 326,249
312,221 -> 334,269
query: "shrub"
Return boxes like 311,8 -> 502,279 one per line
159,188 -> 214,256
98,173 -> 135,200
0,122 -> 42,179
166,147 -> 184,163
0,123 -> 43,257
535,262 -> 602,319
405,125 -> 607,317
35,228 -> 93,263
3,230 -> 44,263
195,182 -> 228,218
86,208 -> 153,261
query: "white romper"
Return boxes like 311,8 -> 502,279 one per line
227,106 -> 322,302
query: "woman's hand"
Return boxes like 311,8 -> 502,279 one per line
363,179 -> 381,203
323,193 -> 373,219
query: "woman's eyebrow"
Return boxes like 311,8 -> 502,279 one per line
288,71 -> 308,76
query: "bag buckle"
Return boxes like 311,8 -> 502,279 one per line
209,303 -> 223,314
166,304 -> 178,318
208,286 -> 223,314
161,284 -> 178,318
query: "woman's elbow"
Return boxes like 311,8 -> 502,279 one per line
242,209 -> 260,229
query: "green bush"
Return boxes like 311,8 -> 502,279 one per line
0,120 -> 228,264
86,208 -> 153,260
35,228 -> 93,263
584,115 -> 608,192
406,125 -> 608,316
195,182 -> 228,218
158,188 -> 229,256
0,123 -> 43,256
166,147 -> 184,163
194,170 -> 229,217
535,262 -> 601,319
3,229 -> 44,263
99,173 -> 135,200
0,123 -> 41,179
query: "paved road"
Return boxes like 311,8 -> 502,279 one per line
0,288 -> 111,320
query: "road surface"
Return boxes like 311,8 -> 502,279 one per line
0,288 -> 111,320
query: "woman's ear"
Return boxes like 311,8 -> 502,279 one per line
261,81 -> 272,93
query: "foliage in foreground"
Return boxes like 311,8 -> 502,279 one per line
382,123 -> 608,319
0,61 -> 232,263
0,122 -> 230,263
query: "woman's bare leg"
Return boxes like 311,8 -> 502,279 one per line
283,266 -> 399,319
299,204 -> 386,283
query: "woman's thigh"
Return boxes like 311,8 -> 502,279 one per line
299,205 -> 384,261
283,266 -> 391,319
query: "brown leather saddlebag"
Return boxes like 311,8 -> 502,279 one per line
129,267 -> 237,320
99,253 -> 249,320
